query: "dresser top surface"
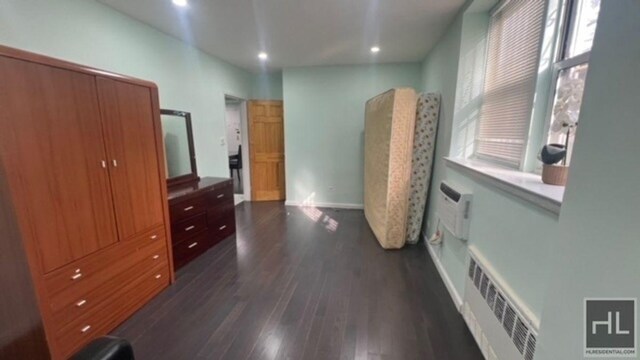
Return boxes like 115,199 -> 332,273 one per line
168,177 -> 232,201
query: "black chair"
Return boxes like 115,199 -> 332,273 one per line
70,336 -> 135,360
229,144 -> 242,183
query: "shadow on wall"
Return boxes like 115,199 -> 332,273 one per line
451,15 -> 488,159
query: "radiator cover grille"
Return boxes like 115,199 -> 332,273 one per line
465,252 -> 537,360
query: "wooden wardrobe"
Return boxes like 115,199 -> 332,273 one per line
0,46 -> 174,359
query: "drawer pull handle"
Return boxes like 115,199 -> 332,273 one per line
217,194 -> 224,199
219,225 -> 227,231
150,234 -> 158,240
71,273 -> 83,280
155,274 -> 162,279
81,325 -> 91,333
185,225 -> 196,231
184,206 -> 194,211
76,299 -> 87,307
153,255 -> 160,260
188,242 -> 198,249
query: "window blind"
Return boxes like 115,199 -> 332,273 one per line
476,0 -> 546,168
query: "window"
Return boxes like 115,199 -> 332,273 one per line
475,0 -> 546,168
546,0 -> 600,165
562,0 -> 601,59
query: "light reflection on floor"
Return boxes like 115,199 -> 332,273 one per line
298,192 -> 339,233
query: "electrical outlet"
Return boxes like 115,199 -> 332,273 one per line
220,137 -> 226,146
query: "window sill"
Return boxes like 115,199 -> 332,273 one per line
444,157 -> 564,215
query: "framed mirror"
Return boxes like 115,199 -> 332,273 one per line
160,109 -> 199,187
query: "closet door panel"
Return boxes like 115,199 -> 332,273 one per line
0,57 -> 118,273
96,78 -> 164,240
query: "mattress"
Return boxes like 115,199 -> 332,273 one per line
406,93 -> 441,243
364,88 -> 417,249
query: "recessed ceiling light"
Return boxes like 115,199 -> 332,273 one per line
172,0 -> 188,7
258,52 -> 268,60
371,46 -> 381,53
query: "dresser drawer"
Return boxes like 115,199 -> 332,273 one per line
207,195 -> 235,223
172,231 -> 211,270
171,213 -> 207,245
170,196 -> 206,222
49,240 -> 167,326
43,225 -> 165,297
209,215 -> 236,245
56,262 -> 169,357
206,181 -> 233,206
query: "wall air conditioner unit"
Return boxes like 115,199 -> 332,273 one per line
437,181 -> 472,240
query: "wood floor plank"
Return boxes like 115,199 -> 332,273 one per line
112,202 -> 482,360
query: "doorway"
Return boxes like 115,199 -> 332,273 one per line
224,95 -> 250,205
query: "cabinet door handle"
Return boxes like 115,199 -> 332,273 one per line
76,299 -> 87,307
152,255 -> 160,260
81,325 -> 91,333
185,225 -> 195,232
150,234 -> 158,240
155,274 -> 162,279
101,160 -> 107,168
71,273 -> 83,280
184,206 -> 194,211
217,194 -> 224,199
188,242 -> 198,249
219,225 -> 227,231
112,159 -> 118,167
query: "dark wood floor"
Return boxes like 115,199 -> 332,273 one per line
113,202 -> 481,360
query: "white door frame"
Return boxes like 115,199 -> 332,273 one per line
224,94 -> 251,201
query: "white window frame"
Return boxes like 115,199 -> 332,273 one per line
541,0 -> 595,156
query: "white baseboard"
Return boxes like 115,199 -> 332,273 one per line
284,200 -> 364,210
422,232 -> 464,312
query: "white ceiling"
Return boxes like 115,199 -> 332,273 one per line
98,0 -> 466,72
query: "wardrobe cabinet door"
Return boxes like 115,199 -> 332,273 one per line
0,57 -> 119,273
96,78 -> 164,240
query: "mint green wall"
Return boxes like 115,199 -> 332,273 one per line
252,71 -> 283,100
536,1 -> 640,357
0,0 -> 253,177
420,2 -> 558,321
449,12 -> 488,159
420,11 -> 469,299
283,64 -> 422,206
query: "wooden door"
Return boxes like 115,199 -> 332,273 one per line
96,78 -> 164,240
0,57 -> 118,273
248,101 -> 286,201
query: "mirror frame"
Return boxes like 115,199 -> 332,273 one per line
161,109 -> 199,187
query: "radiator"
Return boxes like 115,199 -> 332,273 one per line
463,247 -> 538,360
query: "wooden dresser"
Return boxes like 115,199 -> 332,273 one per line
168,177 -> 236,269
0,46 -> 173,359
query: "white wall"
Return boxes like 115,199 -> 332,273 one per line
225,103 -> 242,154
